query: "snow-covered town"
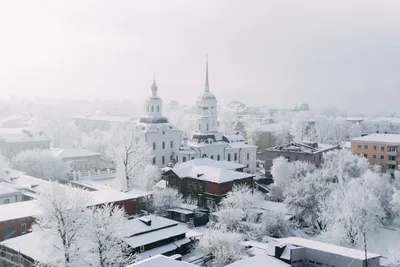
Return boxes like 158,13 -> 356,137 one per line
1,1 -> 400,267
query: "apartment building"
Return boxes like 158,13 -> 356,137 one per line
351,134 -> 400,175
0,130 -> 50,159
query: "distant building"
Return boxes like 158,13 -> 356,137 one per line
293,103 -> 310,111
136,75 -> 182,167
72,114 -> 135,133
128,255 -> 197,267
173,58 -> 257,173
0,115 -> 32,128
270,237 -> 381,267
264,141 -> 338,177
51,147 -> 102,171
351,133 -> 400,175
163,163 -> 254,209
0,183 -> 23,205
0,130 -> 50,159
254,122 -> 291,153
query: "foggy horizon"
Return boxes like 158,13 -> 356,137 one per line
1,1 -> 400,114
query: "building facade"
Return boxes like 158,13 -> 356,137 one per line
264,141 -> 338,177
174,57 -> 258,173
137,75 -> 182,167
72,115 -> 135,133
351,133 -> 400,175
51,147 -> 102,171
0,130 -> 50,159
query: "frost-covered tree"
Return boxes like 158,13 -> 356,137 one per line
270,157 -> 294,200
241,117 -> 262,145
218,109 -> 240,135
314,115 -> 333,144
200,228 -> 246,267
391,189 -> 400,217
290,111 -> 314,141
33,115 -> 81,148
108,125 -> 153,190
86,204 -> 135,267
134,164 -> 161,191
81,129 -> 112,163
0,153 -> 9,180
33,183 -> 90,267
151,188 -> 184,216
320,179 -> 384,246
331,119 -> 350,145
246,211 -> 290,240
12,150 -> 70,180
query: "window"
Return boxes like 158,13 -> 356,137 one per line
381,155 -> 384,160
199,124 -> 201,130
153,142 -> 156,150
358,144 -> 361,148
381,146 -> 385,151
3,199 -> 10,204
285,156 -> 291,162
140,246 -> 145,252
170,155 -> 173,161
21,223 -> 27,234
363,154 -> 368,158
373,155 -> 376,159
162,131 -> 165,135
234,153 -> 238,161
247,153 -> 250,160
217,155 -> 220,161
180,213 -> 186,221
183,156 -> 187,162
170,141 -> 173,148
152,157 -> 156,165
4,226 -> 16,240
176,156 -> 179,162
198,196 -> 203,206
206,199 -> 215,209
373,146 -> 377,150
162,156 -> 165,165
151,106 -> 154,112
191,157 -> 195,160
389,155 -> 397,161
364,145 -> 368,149
162,141 -> 165,149
157,105 -> 160,112
207,124 -> 209,131
202,154 -> 207,158
210,155 -> 214,159
228,154 -> 231,161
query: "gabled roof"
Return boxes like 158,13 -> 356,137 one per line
278,237 -> 380,260
174,158 -> 246,170
167,165 -> 254,184
124,215 -> 178,237
51,147 -> 100,158
128,255 -> 196,266
0,130 -> 50,143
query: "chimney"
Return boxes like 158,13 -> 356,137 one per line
139,217 -> 152,226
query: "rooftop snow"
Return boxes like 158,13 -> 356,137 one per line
224,134 -> 246,142
168,165 -> 254,184
0,183 -> 20,196
124,215 -> 178,237
174,158 -> 246,170
278,237 -> 381,260
266,142 -> 337,154
225,254 -> 290,267
128,255 -> 196,267
0,131 -> 50,143
351,133 -> 400,145
0,200 -> 42,221
51,147 -> 100,158
72,115 -> 134,122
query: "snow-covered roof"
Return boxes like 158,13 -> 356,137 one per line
0,115 -> 27,123
351,133 -> 400,145
224,134 -> 246,143
124,215 -> 178,237
226,142 -> 257,149
51,147 -> 101,158
128,255 -> 196,267
72,115 -> 134,122
225,254 -> 290,267
168,165 -> 254,184
124,224 -> 187,248
0,131 -> 50,143
278,237 -> 381,260
0,200 -> 42,221
266,142 -> 337,154
174,158 -> 246,170
167,208 -> 194,215
0,183 -> 20,196
0,127 -> 32,134
0,231 -> 64,264
255,200 -> 290,216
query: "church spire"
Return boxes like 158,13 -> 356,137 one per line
205,54 -> 209,92
151,72 -> 158,97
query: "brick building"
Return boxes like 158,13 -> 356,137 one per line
351,133 -> 400,175
163,164 -> 254,209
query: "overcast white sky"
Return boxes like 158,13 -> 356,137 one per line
0,1 -> 399,113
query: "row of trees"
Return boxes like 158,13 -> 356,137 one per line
271,149 -> 400,246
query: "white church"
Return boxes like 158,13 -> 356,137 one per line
138,58 -> 257,173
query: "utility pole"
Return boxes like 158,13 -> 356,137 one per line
363,232 -> 368,267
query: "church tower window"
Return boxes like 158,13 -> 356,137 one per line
207,124 -> 209,131
162,141 -> 165,149
228,154 -> 231,161
151,106 -> 154,112
217,155 -> 220,161
247,153 -> 250,160
183,157 -> 187,162
234,153 -> 238,161
170,141 -> 173,148
153,142 -> 156,150
152,157 -> 156,165
162,156 -> 165,165
157,105 -> 160,112
202,154 -> 207,158
199,124 -> 201,131
210,155 -> 214,160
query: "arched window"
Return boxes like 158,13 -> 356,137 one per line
217,155 -> 220,161
234,153 -> 238,161
151,106 -> 154,112
157,105 -> 160,112
202,154 -> 207,158
162,141 -> 165,149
